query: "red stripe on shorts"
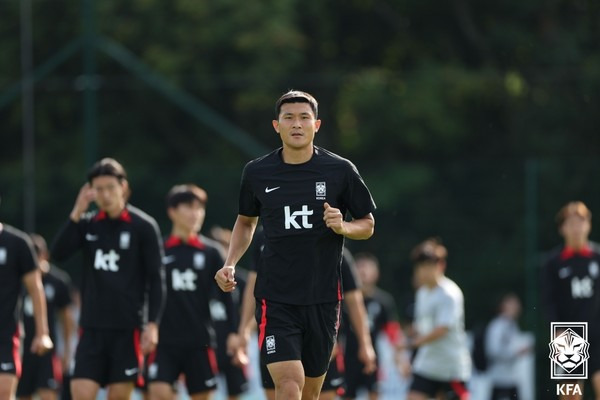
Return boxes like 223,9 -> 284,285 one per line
133,329 -> 144,387
12,328 -> 21,378
450,380 -> 470,400
206,347 -> 219,375
258,299 -> 267,351
52,353 -> 63,383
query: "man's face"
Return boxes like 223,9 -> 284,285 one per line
91,176 -> 126,214
560,214 -> 591,243
356,258 -> 379,286
272,102 -> 321,150
168,200 -> 205,233
414,261 -> 439,287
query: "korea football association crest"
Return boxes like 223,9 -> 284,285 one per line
315,181 -> 326,200
193,252 -> 205,269
266,335 -> 276,354
0,247 -> 6,265
119,232 -> 131,249
549,322 -> 590,380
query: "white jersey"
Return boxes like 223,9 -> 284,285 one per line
413,276 -> 471,381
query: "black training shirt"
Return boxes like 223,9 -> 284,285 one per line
51,205 -> 165,330
239,146 -> 376,305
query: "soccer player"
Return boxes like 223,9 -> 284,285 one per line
343,252 -> 402,400
542,201 -> 600,399
145,184 -> 236,400
405,238 -> 470,400
215,90 -> 376,400
51,158 -> 166,400
17,234 -> 75,400
0,213 -> 53,400
485,293 -> 532,400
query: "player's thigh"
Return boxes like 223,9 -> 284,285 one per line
0,374 -> 18,400
106,382 -> 134,400
267,360 -> 305,390
70,378 -> 100,400
38,388 -> 58,400
72,330 -> 107,385
147,382 -> 174,400
256,300 -> 303,366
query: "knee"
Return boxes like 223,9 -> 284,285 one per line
275,377 -> 303,398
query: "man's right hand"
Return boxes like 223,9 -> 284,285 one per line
70,183 -> 95,222
214,266 -> 237,292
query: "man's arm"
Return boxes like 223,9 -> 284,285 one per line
323,203 -> 374,240
411,326 -> 449,348
58,305 -> 76,369
344,289 -> 377,373
22,270 -> 53,355
214,215 -> 258,292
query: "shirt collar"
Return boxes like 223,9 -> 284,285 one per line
560,244 -> 593,260
164,235 -> 205,249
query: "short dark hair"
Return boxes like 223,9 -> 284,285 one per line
166,184 -> 207,209
411,237 -> 448,265
354,252 -> 380,268
275,90 -> 318,119
87,158 -> 127,183
556,201 -> 591,227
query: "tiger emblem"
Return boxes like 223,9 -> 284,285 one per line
549,328 -> 590,373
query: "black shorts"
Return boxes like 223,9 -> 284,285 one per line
16,350 -> 62,396
146,342 -> 218,395
255,299 -> 340,377
0,330 -> 21,377
410,373 -> 469,400
73,328 -> 143,386
215,349 -> 248,396
343,348 -> 378,397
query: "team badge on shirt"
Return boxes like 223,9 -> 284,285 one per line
119,232 -> 131,249
589,261 -> 599,278
316,181 -> 326,200
0,247 -> 6,265
193,252 -> 205,269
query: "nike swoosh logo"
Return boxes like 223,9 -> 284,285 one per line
204,378 -> 217,386
162,255 -> 176,264
329,377 -> 344,386
124,368 -> 138,376
265,186 -> 280,193
0,362 -> 14,370
85,233 -> 98,241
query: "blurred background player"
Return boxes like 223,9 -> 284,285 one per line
208,226 -> 250,400
17,234 -> 75,400
406,238 -> 471,400
485,293 -> 532,400
342,252 -> 403,400
542,201 -> 600,399
51,158 -> 166,400
146,185 -> 237,400
0,201 -> 53,400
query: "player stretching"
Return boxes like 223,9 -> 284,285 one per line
215,90 -> 376,400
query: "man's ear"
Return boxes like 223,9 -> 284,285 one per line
272,120 -> 280,133
315,119 -> 322,132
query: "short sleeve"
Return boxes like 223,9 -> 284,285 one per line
342,161 -> 376,219
434,292 -> 458,328
238,164 -> 260,217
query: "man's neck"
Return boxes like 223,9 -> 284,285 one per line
281,144 -> 314,164
106,204 -> 126,219
565,239 -> 588,250
171,226 -> 196,240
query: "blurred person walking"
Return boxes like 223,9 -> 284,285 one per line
145,184 -> 238,400
342,252 -> 403,400
17,234 -> 75,400
542,201 -> 600,399
405,238 -> 471,400
484,293 -> 532,400
0,199 -> 53,400
215,90 -> 376,400
51,158 -> 166,400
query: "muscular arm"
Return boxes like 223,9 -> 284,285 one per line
323,204 -> 374,240
214,215 -> 258,292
